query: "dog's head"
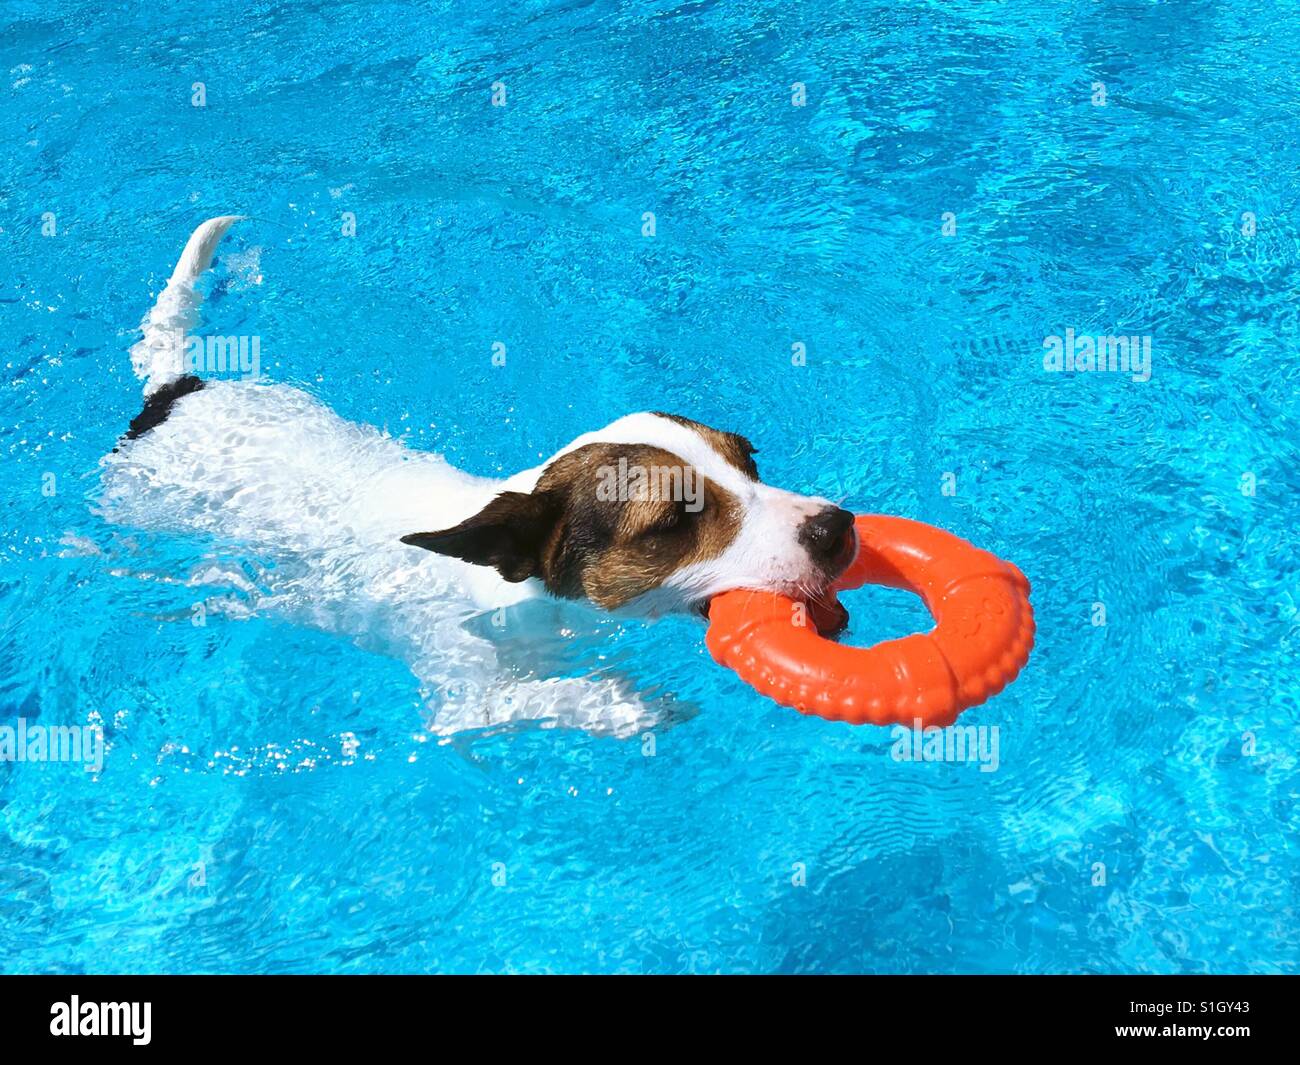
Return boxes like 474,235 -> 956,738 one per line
401,412 -> 855,626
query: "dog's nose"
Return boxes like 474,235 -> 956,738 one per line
798,506 -> 855,560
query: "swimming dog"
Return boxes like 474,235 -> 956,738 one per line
99,217 -> 855,734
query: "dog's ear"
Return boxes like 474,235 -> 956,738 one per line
400,490 -> 558,583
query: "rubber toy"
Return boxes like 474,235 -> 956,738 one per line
705,515 -> 1034,727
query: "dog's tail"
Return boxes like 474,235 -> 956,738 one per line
129,215 -> 244,397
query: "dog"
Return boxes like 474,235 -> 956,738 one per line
98,217 -> 856,735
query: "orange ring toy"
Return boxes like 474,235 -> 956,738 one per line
705,515 -> 1034,727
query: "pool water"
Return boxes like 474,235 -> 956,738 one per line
2,0 -> 1297,973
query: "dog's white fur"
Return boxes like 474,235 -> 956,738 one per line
98,218 -> 837,735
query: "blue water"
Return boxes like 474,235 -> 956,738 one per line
3,0 -> 1297,974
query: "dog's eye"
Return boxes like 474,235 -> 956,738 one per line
640,502 -> 687,536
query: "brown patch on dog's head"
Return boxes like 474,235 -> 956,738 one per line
651,413 -> 760,481
401,442 -> 743,610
